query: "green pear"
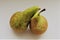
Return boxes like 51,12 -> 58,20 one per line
30,9 -> 48,35
10,6 -> 40,33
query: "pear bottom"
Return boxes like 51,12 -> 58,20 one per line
30,15 -> 48,35
10,12 -> 27,33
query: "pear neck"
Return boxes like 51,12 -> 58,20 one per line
32,8 -> 46,19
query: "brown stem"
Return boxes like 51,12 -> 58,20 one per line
40,8 -> 46,13
38,8 -> 46,15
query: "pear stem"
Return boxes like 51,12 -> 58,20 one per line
38,8 -> 46,15
40,8 -> 46,13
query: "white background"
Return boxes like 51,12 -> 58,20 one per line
0,0 -> 60,39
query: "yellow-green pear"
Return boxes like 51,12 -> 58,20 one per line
10,6 -> 40,33
30,9 -> 48,35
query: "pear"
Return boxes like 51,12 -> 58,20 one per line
10,6 -> 40,33
30,9 -> 48,35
